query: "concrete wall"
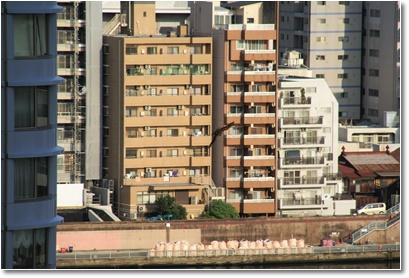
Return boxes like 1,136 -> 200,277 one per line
57,229 -> 201,250
356,221 -> 400,245
57,215 -> 392,249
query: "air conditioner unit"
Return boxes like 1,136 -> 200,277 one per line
138,205 -> 145,212
141,49 -> 145,54
177,105 -> 183,110
183,49 -> 188,54
144,126 -> 150,131
145,65 -> 150,69
144,105 -> 151,111
146,168 -> 152,172
140,111 -> 145,116
144,85 -> 150,89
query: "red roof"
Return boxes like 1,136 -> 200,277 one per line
391,148 -> 400,162
339,151 -> 400,179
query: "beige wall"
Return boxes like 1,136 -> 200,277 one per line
131,2 -> 156,36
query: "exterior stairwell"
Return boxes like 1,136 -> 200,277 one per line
350,203 -> 400,244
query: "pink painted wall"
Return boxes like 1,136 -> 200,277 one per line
57,229 -> 201,251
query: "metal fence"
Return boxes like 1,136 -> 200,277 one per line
57,243 -> 400,261
351,203 -> 400,243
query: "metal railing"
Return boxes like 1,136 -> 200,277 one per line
352,203 -> 400,243
57,243 -> 400,261
282,97 -> 312,105
282,116 -> 323,125
282,157 -> 325,166
281,176 -> 325,186
282,137 -> 325,145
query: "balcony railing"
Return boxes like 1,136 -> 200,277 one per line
281,176 -> 325,186
226,91 -> 275,96
282,156 -> 325,166
280,198 -> 322,207
228,24 -> 275,30
227,198 -> 275,203
282,97 -> 311,105
282,137 -> 325,145
282,116 -> 323,125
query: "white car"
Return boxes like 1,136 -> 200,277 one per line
357,203 -> 386,215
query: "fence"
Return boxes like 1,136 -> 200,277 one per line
57,243 -> 400,261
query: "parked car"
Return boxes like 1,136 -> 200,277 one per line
357,203 -> 386,215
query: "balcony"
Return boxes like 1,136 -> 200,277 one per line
125,135 -> 211,148
57,92 -> 73,100
226,91 -> 275,103
125,115 -> 211,127
227,24 -> 275,31
279,176 -> 325,189
125,155 -> 211,168
244,70 -> 275,82
226,112 -> 275,125
281,116 -> 323,128
226,155 -> 275,167
280,136 -> 325,148
227,198 -> 275,214
279,198 -> 326,210
280,156 -> 326,168
123,176 -> 207,190
281,97 -> 311,108
58,67 -> 85,76
57,19 -> 85,28
57,43 -> 85,52
226,176 -> 275,189
57,113 -> 85,124
226,134 -> 275,146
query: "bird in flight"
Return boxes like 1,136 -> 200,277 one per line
209,122 -> 235,147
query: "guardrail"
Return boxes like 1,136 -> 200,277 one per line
57,243 -> 400,261
352,203 -> 400,243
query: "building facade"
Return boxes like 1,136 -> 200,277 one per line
277,54 -> 342,217
279,1 -> 363,121
361,1 -> 400,124
56,1 -> 102,185
1,1 -> 63,268
103,3 -> 213,219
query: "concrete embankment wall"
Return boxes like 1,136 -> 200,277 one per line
57,215 -> 392,251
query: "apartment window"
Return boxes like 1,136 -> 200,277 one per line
166,88 -> 178,96
316,74 -> 325,78
166,149 -> 178,157
247,18 -> 254,24
13,228 -> 47,269
340,92 -> 348,98
315,55 -> 325,61
338,73 -> 348,79
338,36 -> 349,42
281,16 -> 285,22
57,30 -> 74,44
14,157 -> 48,201
167,129 -> 179,137
58,78 -> 74,93
339,111 -> 348,117
147,47 -> 157,54
15,87 -> 48,129
126,149 -> 138,158
167,107 -> 178,116
126,128 -> 137,138
191,45 -> 202,54
14,14 -> 48,57
368,109 -> 379,117
369,29 -> 380,37
317,1 -> 326,5
230,105 -> 243,114
145,150 -> 157,158
125,107 -> 137,117
342,18 -> 350,24
369,69 -> 379,77
147,87 -> 157,96
368,89 -> 379,97
167,46 -> 179,54
316,36 -> 326,42
339,1 -> 349,5
143,12 -> 147,17
369,49 -> 379,57
126,44 -> 138,55
370,9 -> 381,18
338,54 -> 349,60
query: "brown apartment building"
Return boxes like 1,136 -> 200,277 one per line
103,3 -> 213,219
223,23 -> 278,217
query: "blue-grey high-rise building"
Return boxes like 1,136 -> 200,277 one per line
1,1 -> 64,269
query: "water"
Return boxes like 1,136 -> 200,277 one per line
112,260 -> 400,270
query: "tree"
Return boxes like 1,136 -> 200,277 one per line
155,195 -> 187,220
202,200 -> 239,219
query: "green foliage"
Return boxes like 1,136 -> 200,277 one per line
202,200 -> 239,219
154,195 -> 187,220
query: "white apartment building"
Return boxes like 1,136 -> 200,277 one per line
279,1 -> 362,121
361,1 -> 400,125
277,53 -> 342,217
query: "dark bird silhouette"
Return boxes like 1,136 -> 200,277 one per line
209,122 -> 235,147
